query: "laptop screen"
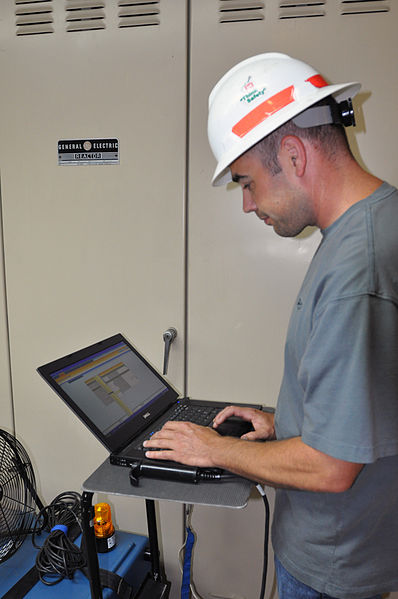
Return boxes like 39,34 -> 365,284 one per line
37,334 -> 179,453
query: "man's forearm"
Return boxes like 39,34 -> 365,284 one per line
203,435 -> 363,493
144,421 -> 363,492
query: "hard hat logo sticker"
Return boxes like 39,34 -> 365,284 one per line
243,76 -> 254,91
240,87 -> 267,105
240,76 -> 267,104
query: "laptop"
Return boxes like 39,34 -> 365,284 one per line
37,333 -> 261,480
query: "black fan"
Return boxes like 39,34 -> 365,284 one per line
0,429 -> 44,563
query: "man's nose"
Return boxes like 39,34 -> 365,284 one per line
242,190 -> 256,213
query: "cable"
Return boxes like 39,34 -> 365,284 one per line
256,484 -> 270,599
34,527 -> 86,585
32,491 -> 82,536
178,504 -> 205,599
129,459 -> 239,486
197,469 -> 238,482
178,487 -> 270,599
31,491 -> 85,585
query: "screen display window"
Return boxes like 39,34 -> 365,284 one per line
50,342 -> 168,436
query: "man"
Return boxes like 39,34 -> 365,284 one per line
144,53 -> 398,599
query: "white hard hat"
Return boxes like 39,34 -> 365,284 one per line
208,53 -> 361,186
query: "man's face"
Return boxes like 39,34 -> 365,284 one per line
230,151 -> 315,237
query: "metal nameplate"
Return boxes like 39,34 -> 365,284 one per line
58,138 -> 119,165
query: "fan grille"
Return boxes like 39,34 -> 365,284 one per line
0,430 -> 38,562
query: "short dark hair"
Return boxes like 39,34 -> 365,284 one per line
249,99 -> 352,175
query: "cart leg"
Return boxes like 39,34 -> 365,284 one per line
81,491 -> 103,599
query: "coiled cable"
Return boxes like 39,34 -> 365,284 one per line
32,491 -> 85,585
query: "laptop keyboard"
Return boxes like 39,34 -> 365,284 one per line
135,403 -> 221,450
169,403 -> 220,425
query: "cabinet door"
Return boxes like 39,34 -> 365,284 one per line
0,234 -> 13,432
188,3 -> 397,599
189,0 -> 397,407
0,0 -> 187,499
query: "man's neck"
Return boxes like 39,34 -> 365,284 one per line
307,153 -> 383,230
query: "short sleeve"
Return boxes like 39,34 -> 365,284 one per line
299,294 -> 398,463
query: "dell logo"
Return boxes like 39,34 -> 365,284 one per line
143,412 -> 151,419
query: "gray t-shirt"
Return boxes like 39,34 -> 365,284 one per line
272,182 -> 398,599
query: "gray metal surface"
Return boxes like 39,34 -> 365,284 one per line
83,459 -> 253,508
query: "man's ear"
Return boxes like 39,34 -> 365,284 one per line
278,135 -> 307,177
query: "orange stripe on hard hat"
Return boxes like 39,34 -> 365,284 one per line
232,75 -> 329,139
306,74 -> 328,88
232,86 -> 295,138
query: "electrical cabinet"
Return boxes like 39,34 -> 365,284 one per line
0,0 -> 187,494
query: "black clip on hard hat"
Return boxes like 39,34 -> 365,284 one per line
338,98 -> 356,127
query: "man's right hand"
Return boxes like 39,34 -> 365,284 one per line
212,406 -> 276,441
